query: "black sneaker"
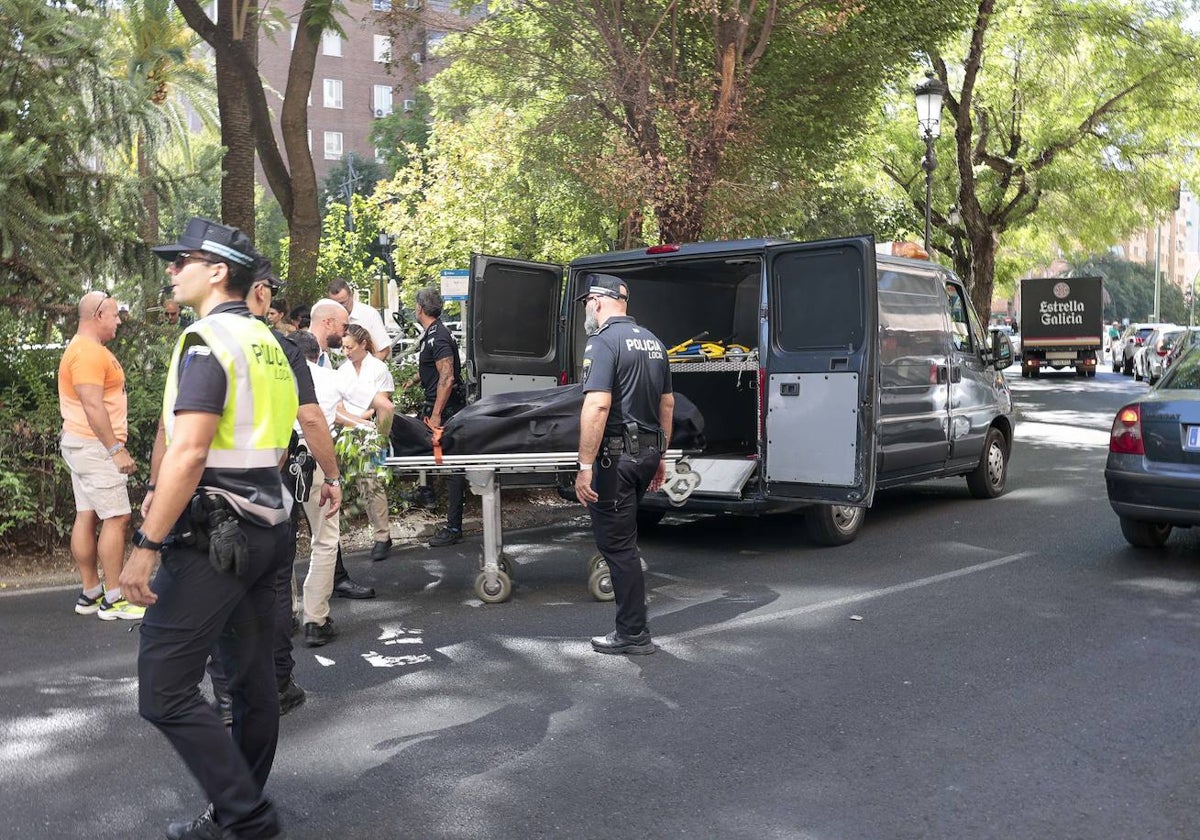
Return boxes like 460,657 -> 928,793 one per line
428,527 -> 462,547
403,487 -> 438,509
303,617 -> 338,648
591,630 -> 656,656
278,678 -> 306,716
369,538 -> 393,562
166,804 -> 220,840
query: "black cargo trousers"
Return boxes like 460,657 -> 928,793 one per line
423,398 -> 466,532
138,518 -> 291,838
586,443 -> 661,636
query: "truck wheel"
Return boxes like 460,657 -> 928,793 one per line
1076,367 -> 1087,378
1087,368 -> 1096,378
805,505 -> 865,546
1118,517 -> 1172,548
966,427 -> 1009,499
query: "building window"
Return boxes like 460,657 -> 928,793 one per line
374,34 -> 391,63
324,131 -> 343,160
322,31 -> 343,56
375,147 -> 386,163
373,85 -> 394,117
427,0 -> 450,9
426,31 -> 448,52
372,0 -> 391,9
323,78 -> 343,109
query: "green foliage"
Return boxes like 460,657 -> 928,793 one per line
321,153 -> 387,205
1068,253 -> 1188,324
370,91 -> 433,174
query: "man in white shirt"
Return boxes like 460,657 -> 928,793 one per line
327,277 -> 392,361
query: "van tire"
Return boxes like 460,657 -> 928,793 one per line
636,509 -> 666,529
805,505 -> 865,546
966,428 -> 1008,499
1118,516 -> 1172,548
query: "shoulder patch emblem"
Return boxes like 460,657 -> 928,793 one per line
580,358 -> 592,383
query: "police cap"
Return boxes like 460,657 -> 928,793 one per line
152,217 -> 259,268
575,273 -> 629,302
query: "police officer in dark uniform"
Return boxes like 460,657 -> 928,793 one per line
573,274 -> 674,655
121,218 -> 297,840
414,285 -> 468,547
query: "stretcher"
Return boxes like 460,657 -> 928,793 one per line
382,450 -> 697,603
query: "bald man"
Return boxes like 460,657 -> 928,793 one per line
58,291 -> 143,620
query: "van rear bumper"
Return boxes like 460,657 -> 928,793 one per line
639,493 -> 808,516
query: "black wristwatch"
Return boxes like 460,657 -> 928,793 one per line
324,476 -> 342,487
132,528 -> 164,551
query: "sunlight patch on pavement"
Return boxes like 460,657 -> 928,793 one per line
314,654 -> 335,667
1016,421 -> 1110,448
1117,577 -> 1200,597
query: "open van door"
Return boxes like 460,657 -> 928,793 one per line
763,237 -> 879,506
467,254 -> 564,399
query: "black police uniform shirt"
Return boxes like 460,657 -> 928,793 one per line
172,302 -> 317,415
417,318 -> 463,407
580,315 -> 672,434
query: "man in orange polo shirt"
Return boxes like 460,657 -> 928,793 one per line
58,290 -> 143,620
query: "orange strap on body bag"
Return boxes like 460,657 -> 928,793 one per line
425,417 -> 445,465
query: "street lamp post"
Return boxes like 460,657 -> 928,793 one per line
914,71 -> 948,255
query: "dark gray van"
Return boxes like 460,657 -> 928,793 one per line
465,236 -> 1015,545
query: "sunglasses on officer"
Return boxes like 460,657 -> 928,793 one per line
171,252 -> 219,271
92,291 -> 111,319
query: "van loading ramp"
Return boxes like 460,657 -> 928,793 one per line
383,450 -> 696,603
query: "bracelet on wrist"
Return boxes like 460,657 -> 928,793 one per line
145,482 -> 156,492
578,463 -> 593,471
107,441 -> 125,457
324,476 -> 342,486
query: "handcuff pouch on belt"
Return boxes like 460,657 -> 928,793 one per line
286,445 -> 316,503
174,493 -> 249,577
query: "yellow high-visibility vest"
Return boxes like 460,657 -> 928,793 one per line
164,311 -> 299,525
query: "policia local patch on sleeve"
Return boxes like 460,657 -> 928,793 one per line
580,357 -> 592,383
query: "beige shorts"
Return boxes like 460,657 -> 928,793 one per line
60,433 -> 131,519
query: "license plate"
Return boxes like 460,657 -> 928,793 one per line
1186,426 -> 1200,451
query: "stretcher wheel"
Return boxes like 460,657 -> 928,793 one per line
587,553 -> 607,575
587,567 -> 614,602
474,570 -> 512,604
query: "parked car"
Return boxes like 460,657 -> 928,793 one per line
1117,322 -> 1175,375
1132,326 -> 1181,383
1144,326 -> 1188,384
1162,326 -> 1200,375
1105,344 -> 1200,547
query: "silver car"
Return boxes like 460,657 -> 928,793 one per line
1106,345 -> 1200,546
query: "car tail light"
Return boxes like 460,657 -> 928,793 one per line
1110,404 -> 1144,455
1157,346 -> 1169,356
646,244 -> 680,254
1134,336 -> 1145,345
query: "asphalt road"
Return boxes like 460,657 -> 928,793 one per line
3,365 -> 1199,840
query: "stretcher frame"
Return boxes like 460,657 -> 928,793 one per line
383,449 -> 690,603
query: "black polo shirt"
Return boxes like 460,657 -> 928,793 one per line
417,318 -> 463,404
580,315 -> 672,434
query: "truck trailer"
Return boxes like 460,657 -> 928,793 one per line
1017,276 -> 1104,378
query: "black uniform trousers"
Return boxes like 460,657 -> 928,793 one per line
423,401 -> 465,532
586,445 -> 661,636
138,519 -> 291,838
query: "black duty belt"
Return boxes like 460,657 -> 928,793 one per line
603,422 -> 665,457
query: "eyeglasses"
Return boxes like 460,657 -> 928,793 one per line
93,291 -> 110,319
172,252 -> 215,271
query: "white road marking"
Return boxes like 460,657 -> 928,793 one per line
314,655 -> 335,667
666,552 -> 1034,642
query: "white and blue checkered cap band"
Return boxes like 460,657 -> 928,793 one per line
202,239 -> 254,267
588,285 -> 626,299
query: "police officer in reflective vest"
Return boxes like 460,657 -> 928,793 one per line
121,218 -> 298,840
573,273 -> 674,655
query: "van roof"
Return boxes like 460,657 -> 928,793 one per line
569,237 -> 956,276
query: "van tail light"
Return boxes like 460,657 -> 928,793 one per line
1109,404 -> 1144,455
758,368 -> 767,439
646,244 -> 680,255
559,370 -> 568,386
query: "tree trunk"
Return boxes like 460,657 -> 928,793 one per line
137,132 -> 158,245
968,229 -> 997,320
216,0 -> 256,236
280,15 -> 321,289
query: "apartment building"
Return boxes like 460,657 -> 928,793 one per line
1115,187 -> 1200,294
256,0 -> 483,184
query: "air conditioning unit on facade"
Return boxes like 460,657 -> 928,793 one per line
404,0 -> 421,8
374,108 -> 387,118
411,52 -> 424,64
402,99 -> 416,112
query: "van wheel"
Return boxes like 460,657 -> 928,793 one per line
636,509 -> 666,529
805,505 -> 865,546
1118,517 -> 1172,548
966,428 -> 1008,499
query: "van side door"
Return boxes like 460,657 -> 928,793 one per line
763,238 -> 879,506
466,254 -> 564,399
943,278 -> 994,469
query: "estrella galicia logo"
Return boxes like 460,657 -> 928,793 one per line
1053,281 -> 1071,299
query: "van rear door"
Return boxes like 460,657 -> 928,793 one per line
763,238 -> 879,506
466,254 -> 564,398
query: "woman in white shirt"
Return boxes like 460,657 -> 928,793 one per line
336,325 -> 395,561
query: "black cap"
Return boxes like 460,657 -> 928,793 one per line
574,273 -> 629,302
152,217 -> 259,268
252,255 -> 286,293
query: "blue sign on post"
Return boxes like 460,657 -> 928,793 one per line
440,269 -> 469,301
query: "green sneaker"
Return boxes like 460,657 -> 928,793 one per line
97,596 -> 145,621
75,590 -> 104,616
